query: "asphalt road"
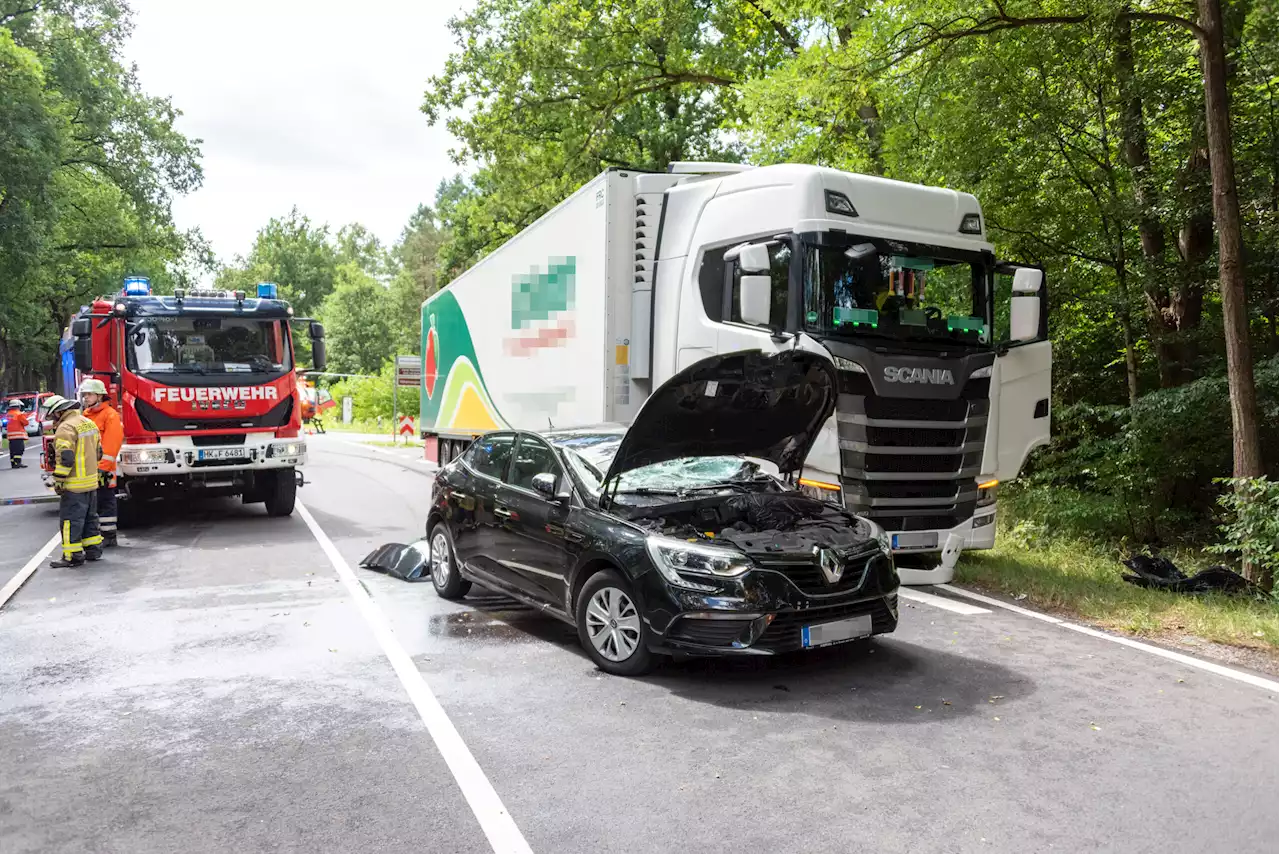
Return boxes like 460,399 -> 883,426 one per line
1,436 -> 1276,854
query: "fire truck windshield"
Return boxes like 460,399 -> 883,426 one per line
126,317 -> 292,375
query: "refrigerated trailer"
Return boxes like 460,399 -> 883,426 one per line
419,163 -> 1051,584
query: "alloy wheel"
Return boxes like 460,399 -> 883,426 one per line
585,587 -> 641,662
431,532 -> 450,587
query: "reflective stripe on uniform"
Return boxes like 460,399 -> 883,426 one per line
102,454 -> 116,462
83,534 -> 103,547
61,520 -> 82,557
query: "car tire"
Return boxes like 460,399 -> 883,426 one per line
264,470 -> 296,517
575,569 -> 656,676
429,524 -> 471,599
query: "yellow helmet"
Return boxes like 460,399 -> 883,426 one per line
78,378 -> 108,395
43,395 -> 80,418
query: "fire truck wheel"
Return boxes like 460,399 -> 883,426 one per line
264,470 -> 297,517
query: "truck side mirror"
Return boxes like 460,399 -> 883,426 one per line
725,242 -> 771,274
71,318 -> 92,338
73,337 -> 94,372
1009,267 -> 1044,343
309,320 -> 325,340
310,339 -> 327,372
738,274 -> 772,327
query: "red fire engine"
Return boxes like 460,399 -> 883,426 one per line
51,277 -> 326,523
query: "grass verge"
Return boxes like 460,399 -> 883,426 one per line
955,536 -> 1278,652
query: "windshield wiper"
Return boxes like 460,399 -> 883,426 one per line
614,488 -> 682,496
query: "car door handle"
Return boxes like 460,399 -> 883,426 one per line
494,506 -> 513,520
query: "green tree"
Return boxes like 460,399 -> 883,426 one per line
216,207 -> 339,317
317,263 -> 394,375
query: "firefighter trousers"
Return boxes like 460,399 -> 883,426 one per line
7,437 -> 23,467
97,480 -> 118,536
59,490 -> 102,562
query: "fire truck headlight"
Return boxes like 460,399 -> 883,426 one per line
121,448 -> 173,465
268,441 -> 305,458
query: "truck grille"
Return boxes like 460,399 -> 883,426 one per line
837,371 -> 989,533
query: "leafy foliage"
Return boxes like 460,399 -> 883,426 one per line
1209,477 -> 1280,591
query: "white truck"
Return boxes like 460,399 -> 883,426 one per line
419,163 -> 1051,584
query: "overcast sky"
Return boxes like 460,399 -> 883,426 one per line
124,0 -> 466,268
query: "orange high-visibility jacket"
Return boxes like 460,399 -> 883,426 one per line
85,403 -> 123,474
5,411 -> 28,439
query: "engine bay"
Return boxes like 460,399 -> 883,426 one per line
633,492 -> 875,557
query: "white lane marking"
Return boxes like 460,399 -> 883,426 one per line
937,583 -> 1279,693
899,588 -> 990,615
0,533 -> 61,611
296,500 -> 533,854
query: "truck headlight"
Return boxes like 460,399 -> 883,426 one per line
798,477 -> 842,504
120,448 -> 173,464
645,535 -> 751,589
977,479 -> 998,507
268,441 -> 305,458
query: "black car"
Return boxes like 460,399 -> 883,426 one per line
425,350 -> 899,675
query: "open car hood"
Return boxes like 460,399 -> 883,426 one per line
601,349 -> 838,488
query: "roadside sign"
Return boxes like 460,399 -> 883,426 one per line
397,415 -> 415,437
341,396 -> 353,424
396,355 -> 421,388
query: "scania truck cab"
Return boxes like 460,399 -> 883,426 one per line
63,277 -> 327,522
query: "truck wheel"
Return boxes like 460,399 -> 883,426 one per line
264,470 -> 297,517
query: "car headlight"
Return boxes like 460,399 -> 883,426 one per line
269,440 -> 305,457
120,448 -> 173,464
863,517 -> 892,555
645,535 -> 751,588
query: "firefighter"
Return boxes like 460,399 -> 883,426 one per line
44,395 -> 104,568
80,378 -> 123,546
5,400 -> 29,468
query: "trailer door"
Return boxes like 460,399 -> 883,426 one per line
992,264 -> 1051,481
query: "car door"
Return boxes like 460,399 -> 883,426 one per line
991,264 -> 1052,481
452,432 -> 520,587
496,435 -> 575,608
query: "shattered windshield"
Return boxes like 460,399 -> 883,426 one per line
126,316 -> 292,375
552,433 -> 775,497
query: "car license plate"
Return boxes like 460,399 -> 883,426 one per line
801,614 -> 873,649
198,448 -> 248,461
892,531 -> 938,550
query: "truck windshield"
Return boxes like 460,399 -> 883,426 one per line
126,317 -> 292,375
801,234 -> 990,349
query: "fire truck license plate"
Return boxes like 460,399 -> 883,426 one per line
198,448 -> 248,461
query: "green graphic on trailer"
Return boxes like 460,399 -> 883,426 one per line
511,256 -> 575,328
420,290 -> 505,433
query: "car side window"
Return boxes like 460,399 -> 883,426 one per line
465,434 -> 516,481
508,436 -> 562,493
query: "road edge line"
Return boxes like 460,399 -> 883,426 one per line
0,533 -> 61,611
899,588 -> 991,615
295,499 -> 534,854
937,583 -> 1279,693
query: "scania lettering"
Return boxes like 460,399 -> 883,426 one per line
55,278 -> 328,522
883,366 -> 955,385
418,163 -> 1051,584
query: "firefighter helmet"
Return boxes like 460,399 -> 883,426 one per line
6,400 -> 21,410
78,378 -> 108,396
43,395 -> 80,418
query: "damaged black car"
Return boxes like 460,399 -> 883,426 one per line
424,350 -> 899,675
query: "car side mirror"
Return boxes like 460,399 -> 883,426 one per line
738,274 -> 772,327
531,472 -> 568,503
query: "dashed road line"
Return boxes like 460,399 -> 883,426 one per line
296,499 -> 534,854
0,533 -> 61,611
937,583 -> 1279,693
899,588 -> 991,615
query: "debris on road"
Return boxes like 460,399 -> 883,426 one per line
359,541 -> 432,582
1121,553 -> 1270,597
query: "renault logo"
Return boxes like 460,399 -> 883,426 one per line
815,547 -> 844,584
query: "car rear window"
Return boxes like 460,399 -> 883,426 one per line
466,434 -> 515,480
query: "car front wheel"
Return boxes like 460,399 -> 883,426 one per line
576,569 -> 656,676
430,524 -> 471,600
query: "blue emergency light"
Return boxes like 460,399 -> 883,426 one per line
123,276 -> 151,296
257,282 -> 279,299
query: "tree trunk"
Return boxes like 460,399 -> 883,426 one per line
1194,0 -> 1263,489
1115,253 -> 1141,406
